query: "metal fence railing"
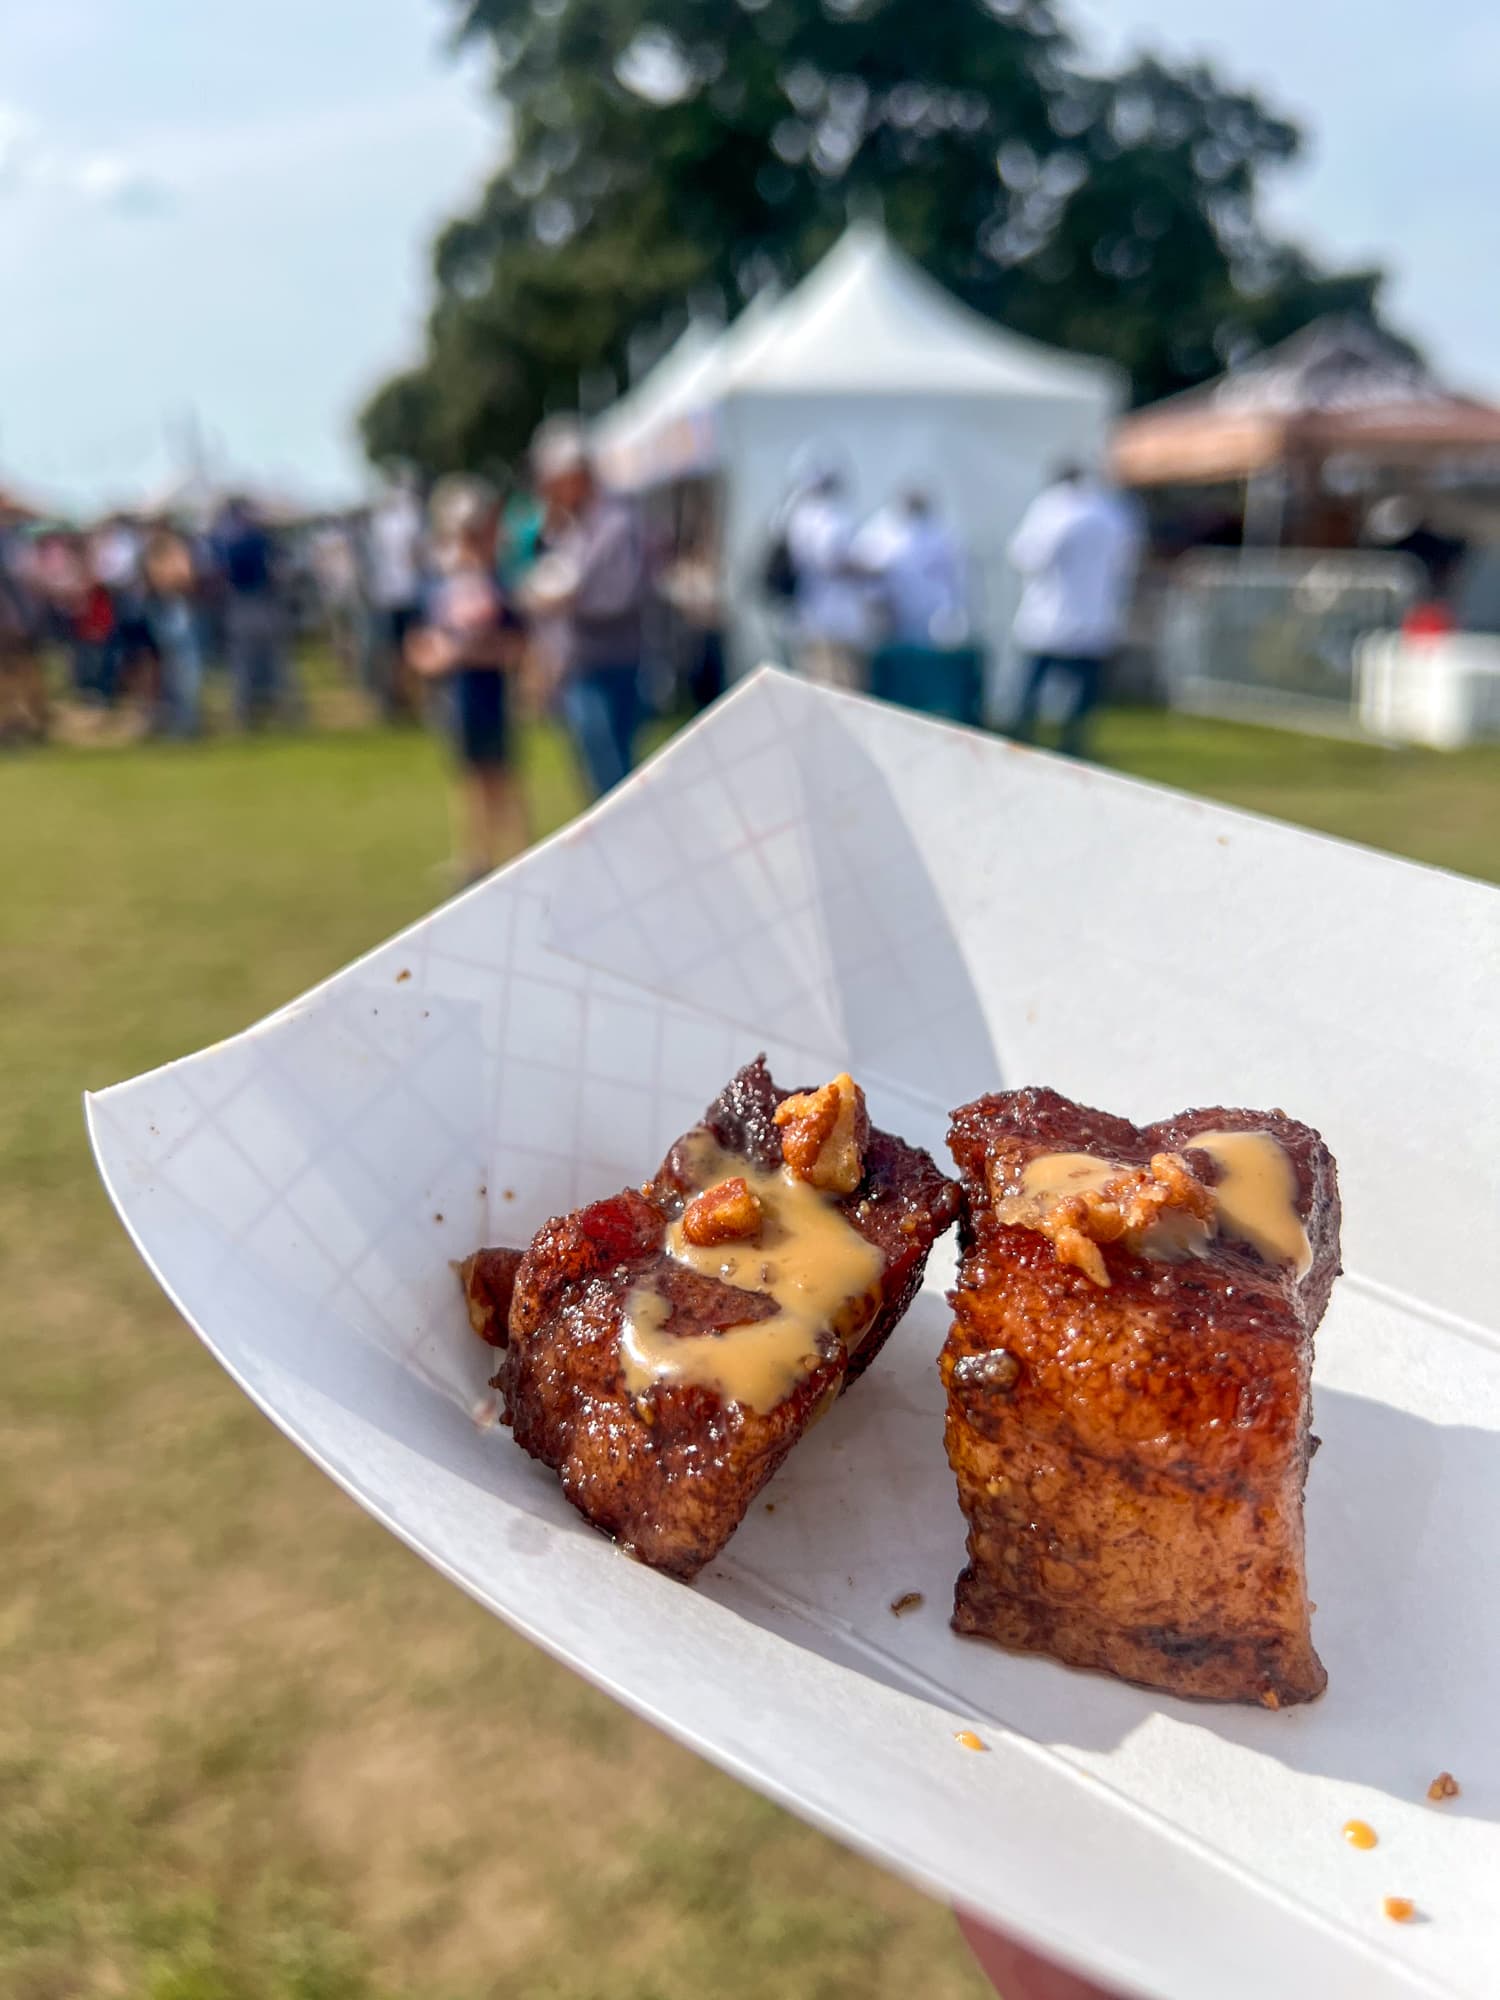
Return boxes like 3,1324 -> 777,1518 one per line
1160,551 -> 1424,734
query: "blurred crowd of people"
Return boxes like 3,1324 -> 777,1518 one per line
766,453 -> 1140,756
0,418 -> 695,891
402,419 -> 665,882
306,418 -> 653,884
0,496 -> 300,744
767,460 -> 972,692
0,426 -> 1144,894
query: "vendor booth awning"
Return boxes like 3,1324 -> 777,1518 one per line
591,291 -> 783,492
1113,319 -> 1500,487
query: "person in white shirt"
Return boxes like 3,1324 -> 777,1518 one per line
856,487 -> 970,651
91,519 -> 143,594
783,463 -> 870,690
368,475 -> 427,719
1009,463 -> 1141,757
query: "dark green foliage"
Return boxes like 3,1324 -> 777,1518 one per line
361,0 -> 1397,473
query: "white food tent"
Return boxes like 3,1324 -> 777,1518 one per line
595,223 -> 1122,704
591,320 -> 721,492
719,223 -> 1121,694
592,290 -> 783,493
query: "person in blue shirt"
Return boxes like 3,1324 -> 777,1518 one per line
213,496 -> 296,728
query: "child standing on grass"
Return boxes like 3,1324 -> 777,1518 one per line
144,526 -> 204,738
407,476 -> 527,888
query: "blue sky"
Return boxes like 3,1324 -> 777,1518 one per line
1,0 -> 1494,510
0,0 -> 495,509
1079,0 -> 1500,393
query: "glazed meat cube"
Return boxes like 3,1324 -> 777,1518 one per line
476,1058 -> 959,1580
943,1087 -> 1340,1707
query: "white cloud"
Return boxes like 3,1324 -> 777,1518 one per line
71,153 -> 169,213
0,99 -> 170,213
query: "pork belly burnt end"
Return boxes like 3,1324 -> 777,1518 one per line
487,1058 -> 959,1580
943,1087 -> 1340,1706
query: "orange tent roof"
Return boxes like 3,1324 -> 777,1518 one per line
1112,319 -> 1500,487
0,483 -> 43,523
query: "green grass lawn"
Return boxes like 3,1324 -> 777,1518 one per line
3,701 -> 1498,2000
1092,707 -> 1500,885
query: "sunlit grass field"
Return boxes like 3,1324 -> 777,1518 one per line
4,694 -> 1497,1999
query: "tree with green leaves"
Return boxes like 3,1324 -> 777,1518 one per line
361,0 -> 1397,475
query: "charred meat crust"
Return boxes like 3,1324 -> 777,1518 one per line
943,1085 -> 1339,1707
488,1057 -> 959,1579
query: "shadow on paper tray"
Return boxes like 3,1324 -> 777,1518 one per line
743,1357 -> 1500,1825
1154,1382 -> 1500,1823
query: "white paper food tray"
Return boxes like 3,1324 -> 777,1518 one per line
87,670 -> 1500,2000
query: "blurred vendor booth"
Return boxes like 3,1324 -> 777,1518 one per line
1113,319 -> 1500,745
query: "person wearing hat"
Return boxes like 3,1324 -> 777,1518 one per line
522,420 -> 647,798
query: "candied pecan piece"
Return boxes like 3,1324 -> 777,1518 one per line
1117,1153 -> 1217,1233
774,1073 -> 869,1194
1054,1221 -> 1110,1287
681,1176 -> 764,1247
993,1150 -> 1215,1290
